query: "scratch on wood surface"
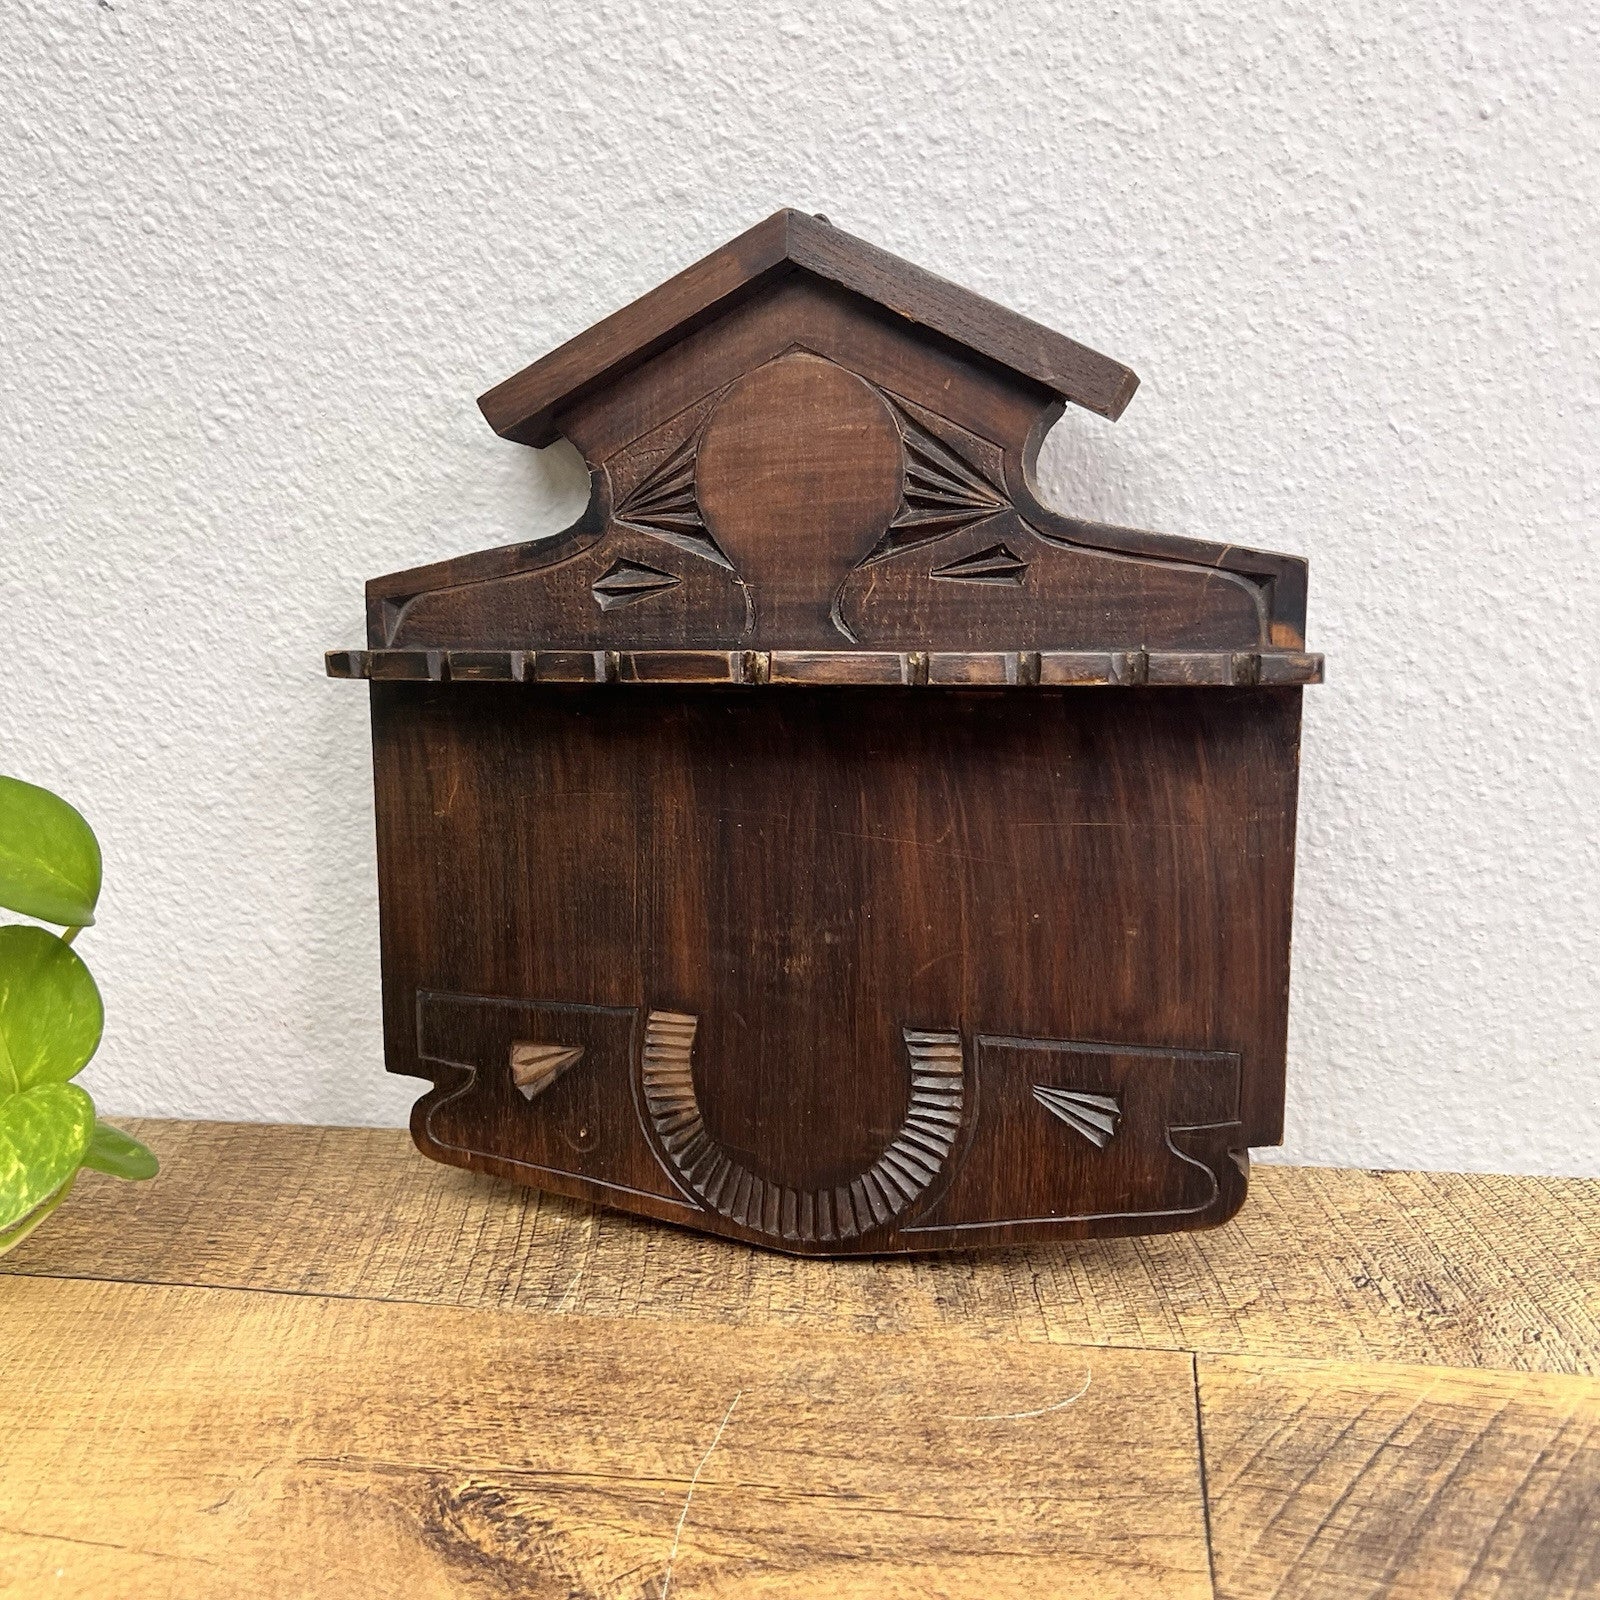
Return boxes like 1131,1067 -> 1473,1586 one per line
660,1389 -> 742,1600
0,1524 -> 219,1567
910,948 -> 962,981
947,1366 -> 1092,1422
199,1462 -> 269,1514
555,1205 -> 597,1312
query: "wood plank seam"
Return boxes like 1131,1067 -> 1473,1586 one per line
1193,1351 -> 1221,1600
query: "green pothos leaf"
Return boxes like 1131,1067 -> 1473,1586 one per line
82,1120 -> 159,1181
0,1172 -> 78,1258
0,928 -> 110,1238
0,775 -> 102,928
0,1080 -> 94,1233
0,925 -> 104,1094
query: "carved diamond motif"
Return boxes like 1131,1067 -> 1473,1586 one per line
1032,1085 -> 1121,1147
591,558 -> 680,611
931,543 -> 1028,586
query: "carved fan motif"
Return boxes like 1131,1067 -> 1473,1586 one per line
1032,1085 -> 1122,1148
613,434 -> 731,568
508,1042 -> 585,1100
864,401 -> 1010,565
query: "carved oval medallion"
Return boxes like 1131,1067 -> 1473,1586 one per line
694,352 -> 905,643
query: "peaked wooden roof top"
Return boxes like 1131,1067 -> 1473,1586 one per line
478,209 -> 1141,448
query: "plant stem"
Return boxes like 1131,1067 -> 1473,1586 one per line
60,925 -> 81,945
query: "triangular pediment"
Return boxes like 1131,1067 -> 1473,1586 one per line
477,209 -> 1139,448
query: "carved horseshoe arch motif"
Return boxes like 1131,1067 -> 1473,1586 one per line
640,1011 -> 966,1243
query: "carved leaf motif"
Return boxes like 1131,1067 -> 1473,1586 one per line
1032,1085 -> 1121,1148
613,435 -> 731,569
591,559 -> 681,611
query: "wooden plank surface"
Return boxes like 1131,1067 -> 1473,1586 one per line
1202,1356 -> 1600,1599
4,1121 -> 1596,1374
0,1274 -> 1211,1599
2,1121 -> 1598,1597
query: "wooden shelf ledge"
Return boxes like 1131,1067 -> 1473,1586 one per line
327,646 -> 1325,688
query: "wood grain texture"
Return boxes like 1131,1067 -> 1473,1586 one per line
1202,1356 -> 1600,1598
369,682 -> 1298,1253
6,1123 -> 1597,1376
0,1274 -> 1211,1598
2,1124 -> 1596,1597
693,351 -> 906,644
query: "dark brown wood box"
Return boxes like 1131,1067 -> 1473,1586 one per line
329,210 -> 1322,1256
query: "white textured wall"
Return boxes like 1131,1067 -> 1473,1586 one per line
3,1 -> 1596,1174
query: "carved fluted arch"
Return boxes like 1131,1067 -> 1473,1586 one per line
639,1011 -> 965,1244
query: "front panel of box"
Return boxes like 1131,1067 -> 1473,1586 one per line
368,683 -> 1300,1253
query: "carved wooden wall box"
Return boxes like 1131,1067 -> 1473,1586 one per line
329,209 -> 1322,1255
